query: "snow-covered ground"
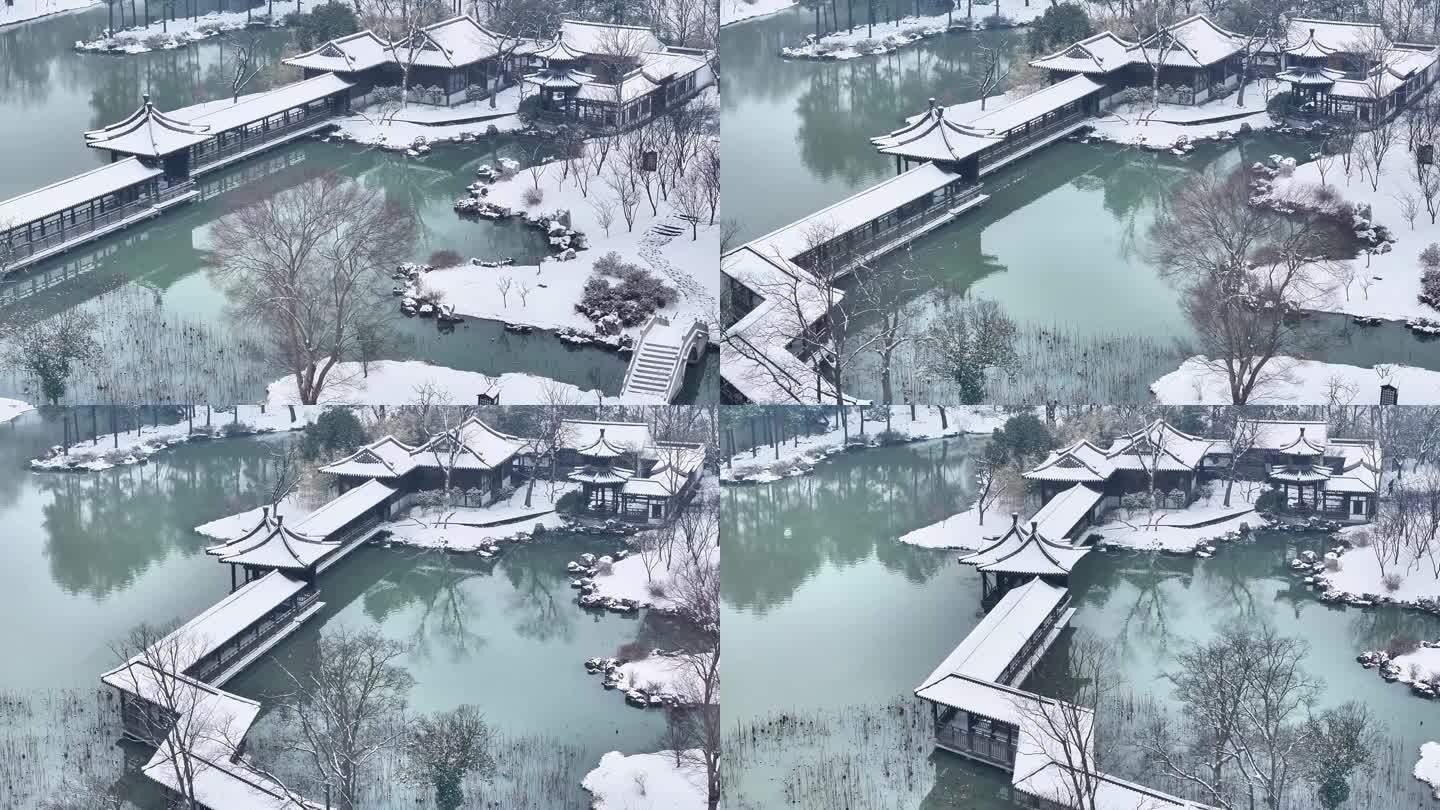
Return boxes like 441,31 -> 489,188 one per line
897,503 -> 1009,549
75,9 -> 278,54
1388,645 -> 1440,686
582,750 -> 705,810
1087,81 -> 1280,150
779,0 -> 1044,60
599,651 -> 716,705
722,405 -> 1013,484
332,86 -> 525,149
382,484 -> 579,552
1417,742 -> 1440,799
1326,523 -> 1440,603
1263,137 -> 1440,325
265,361 -> 617,406
722,0 -> 794,26
1,0 -> 98,27
0,398 -> 34,424
591,516 -> 719,613
1152,356 -> 1440,404
29,405 -> 322,472
421,135 -> 719,340
1090,481 -> 1265,553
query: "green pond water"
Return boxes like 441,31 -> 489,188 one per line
0,10 -> 716,403
0,411 -> 685,808
721,435 -> 1440,808
721,13 -> 1440,401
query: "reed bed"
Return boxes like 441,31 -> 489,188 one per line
725,700 -> 939,810
0,688 -> 126,808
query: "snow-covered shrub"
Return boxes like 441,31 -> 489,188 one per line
983,13 -> 1013,28
595,559 -> 614,575
855,38 -> 878,53
1176,86 -> 1194,105
1422,246 -> 1440,272
814,41 -> 844,56
522,187 -> 544,206
1349,529 -> 1372,547
144,33 -> 170,50
876,429 -> 906,445
428,249 -> 462,267
1421,268 -> 1440,309
646,580 -> 667,598
1110,87 -> 1149,108
1324,555 -> 1340,571
222,420 -> 253,437
1383,572 -> 1404,591
464,84 -> 487,103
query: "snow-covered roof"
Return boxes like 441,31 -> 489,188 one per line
1328,46 -> 1439,99
1324,473 -> 1376,493
1130,14 -> 1244,68
576,70 -> 661,103
555,19 -> 664,57
1030,31 -> 1134,74
0,157 -> 162,229
1029,484 -> 1103,540
1012,760 -> 1210,809
639,49 -> 709,82
1033,14 -> 1242,75
569,466 -> 633,485
1276,66 -> 1345,85
319,435 -> 419,478
534,37 -> 588,61
1327,438 -> 1380,472
872,106 -> 1004,164
408,15 -> 503,67
527,68 -> 587,89
564,420 -> 652,453
1278,18 -> 1385,56
622,465 -> 690,496
576,432 -> 631,458
1268,465 -> 1331,483
291,479 -> 396,538
210,514 -> 340,570
752,161 -> 965,260
1103,419 -> 1217,471
87,74 -> 352,157
917,577 -> 1070,688
1025,441 -> 1115,482
961,519 -> 1090,575
284,29 -> 392,72
1242,419 -> 1329,451
966,75 -> 1102,134
412,416 -> 527,470
111,570 -> 307,676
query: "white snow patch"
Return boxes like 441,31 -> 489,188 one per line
779,0 -> 1044,60
1152,356 -> 1440,404
264,360 -> 618,406
582,750 -> 706,810
0,398 -> 34,424
1,0 -> 99,27
722,0 -> 795,26
382,484 -> 580,552
1326,522 -> 1440,603
331,86 -> 526,147
897,504 -> 1007,549
1416,742 -> 1440,799
1087,81 -> 1280,150
76,10 -> 279,54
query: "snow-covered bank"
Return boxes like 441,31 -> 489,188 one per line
1262,136 -> 1440,325
1151,356 -> 1440,404
29,405 -> 322,472
582,750 -> 705,810
897,504 -> 1006,549
0,398 -> 34,425
1417,742 -> 1440,799
722,0 -> 794,26
264,361 -> 617,406
1323,523 -> 1440,605
75,9 -> 278,54
585,649 -> 716,707
1090,481 -> 1265,553
382,484 -> 580,552
331,86 -> 525,148
430,134 -> 720,340
1,0 -> 98,28
722,405 -> 1013,484
779,0 -> 1043,60
1086,82 -> 1280,150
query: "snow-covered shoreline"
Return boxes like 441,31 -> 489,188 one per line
75,9 -> 279,54
1417,742 -> 1440,799
1089,481 -> 1267,554
265,361 -> 618,406
29,405 -> 321,472
722,0 -> 795,26
777,0 -> 1043,60
1152,356 -> 1440,404
0,398 -> 34,425
1,0 -> 100,28
585,649 -> 715,708
722,406 -> 1013,485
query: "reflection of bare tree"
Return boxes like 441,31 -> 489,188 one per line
1107,553 -> 1178,658
502,554 -> 574,645
364,548 -> 487,661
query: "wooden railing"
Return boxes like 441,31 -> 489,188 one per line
935,723 -> 1016,768
193,111 -> 335,169
979,110 -> 1089,171
800,183 -> 983,277
5,181 -> 194,265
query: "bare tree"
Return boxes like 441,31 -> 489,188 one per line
225,34 -> 265,103
917,298 -> 1020,405
275,628 -> 415,810
674,172 -> 709,240
206,170 -> 418,404
603,163 -> 642,232
1013,633 -> 1122,810
1150,169 -> 1339,403
972,40 -> 1011,111
487,0 -> 561,108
